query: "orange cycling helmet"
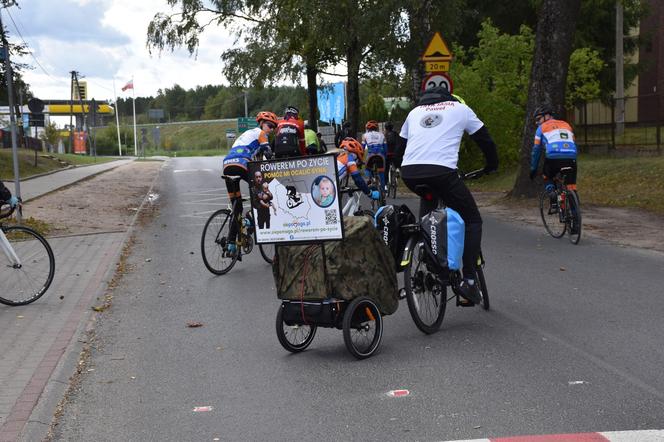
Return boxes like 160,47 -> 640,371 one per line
365,120 -> 379,131
256,111 -> 278,126
340,137 -> 364,158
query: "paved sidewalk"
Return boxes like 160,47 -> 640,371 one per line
3,159 -> 134,201
0,233 -> 125,441
0,159 -> 146,441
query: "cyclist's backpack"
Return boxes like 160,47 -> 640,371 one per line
420,207 -> 465,271
374,204 -> 416,272
274,121 -> 301,158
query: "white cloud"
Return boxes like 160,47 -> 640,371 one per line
9,0 -> 240,101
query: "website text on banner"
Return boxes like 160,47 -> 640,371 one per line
248,154 -> 344,244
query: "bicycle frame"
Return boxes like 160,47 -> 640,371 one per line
341,191 -> 361,217
0,227 -> 21,266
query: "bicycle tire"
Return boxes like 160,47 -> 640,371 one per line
566,191 -> 582,245
539,191 -> 566,238
342,297 -> 383,359
0,226 -> 55,306
200,209 -> 238,275
404,239 -> 446,334
259,243 -> 275,264
388,164 -> 398,199
276,305 -> 317,353
476,262 -> 490,311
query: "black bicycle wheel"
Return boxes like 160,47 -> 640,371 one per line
276,305 -> 316,353
0,226 -> 55,306
342,297 -> 383,359
475,260 -> 490,311
259,243 -> 275,264
539,191 -> 566,238
404,240 -> 446,334
386,164 -> 396,199
566,191 -> 582,245
200,209 -> 238,275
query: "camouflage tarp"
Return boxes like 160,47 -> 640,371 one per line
273,216 -> 399,315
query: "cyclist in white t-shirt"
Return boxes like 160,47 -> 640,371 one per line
399,87 -> 498,305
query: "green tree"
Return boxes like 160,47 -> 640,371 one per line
360,94 -> 388,123
40,121 -> 60,148
566,47 -> 605,107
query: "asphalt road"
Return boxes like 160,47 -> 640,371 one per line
52,157 -> 664,441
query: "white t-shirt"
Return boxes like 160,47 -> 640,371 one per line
399,101 -> 484,169
362,131 -> 385,146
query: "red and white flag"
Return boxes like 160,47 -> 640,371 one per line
121,80 -> 133,92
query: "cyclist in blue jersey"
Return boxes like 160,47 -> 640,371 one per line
530,105 -> 578,211
361,120 -> 387,191
222,111 -> 278,255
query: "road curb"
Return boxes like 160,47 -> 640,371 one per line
16,160 -> 167,442
18,160 -> 134,203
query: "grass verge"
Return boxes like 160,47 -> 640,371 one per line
1,149 -> 116,180
465,154 -> 664,215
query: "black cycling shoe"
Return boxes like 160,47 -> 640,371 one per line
458,279 -> 481,305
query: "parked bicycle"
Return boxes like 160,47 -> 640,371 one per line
0,202 -> 55,306
399,169 -> 490,334
539,166 -> 581,245
200,176 -> 274,275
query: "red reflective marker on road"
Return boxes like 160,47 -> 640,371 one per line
193,406 -> 213,412
387,389 -> 410,397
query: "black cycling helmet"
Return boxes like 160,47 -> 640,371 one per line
385,121 -> 394,130
417,86 -> 457,106
533,104 -> 553,120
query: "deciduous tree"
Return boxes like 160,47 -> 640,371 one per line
511,0 -> 582,198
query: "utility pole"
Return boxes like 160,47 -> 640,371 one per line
244,90 -> 248,117
615,0 -> 625,136
1,9 -> 22,221
73,73 -> 89,154
69,70 -> 75,153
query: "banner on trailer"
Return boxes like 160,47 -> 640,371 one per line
248,154 -> 344,244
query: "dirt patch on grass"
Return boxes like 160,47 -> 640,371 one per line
23,161 -> 163,236
474,191 -> 664,253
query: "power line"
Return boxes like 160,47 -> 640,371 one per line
5,8 -> 56,80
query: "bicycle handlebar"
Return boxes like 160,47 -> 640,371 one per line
339,187 -> 363,195
460,168 -> 486,181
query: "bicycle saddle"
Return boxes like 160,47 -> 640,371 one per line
414,184 -> 435,199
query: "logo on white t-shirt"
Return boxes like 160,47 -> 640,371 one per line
419,114 -> 442,128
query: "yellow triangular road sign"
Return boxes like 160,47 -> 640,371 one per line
422,32 -> 452,61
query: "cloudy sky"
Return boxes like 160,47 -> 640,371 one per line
6,0 -> 242,102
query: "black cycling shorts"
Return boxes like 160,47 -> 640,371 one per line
543,159 -> 577,186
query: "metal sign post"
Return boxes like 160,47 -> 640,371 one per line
1,10 -> 22,221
